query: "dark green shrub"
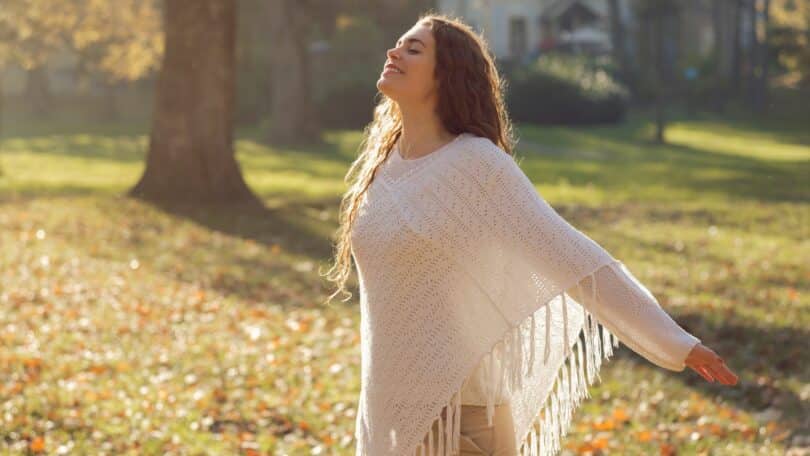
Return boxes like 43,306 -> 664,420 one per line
677,51 -> 734,111
505,54 -> 629,125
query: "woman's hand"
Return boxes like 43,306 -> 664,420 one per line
684,343 -> 738,385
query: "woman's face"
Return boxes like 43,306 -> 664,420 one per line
377,21 -> 438,105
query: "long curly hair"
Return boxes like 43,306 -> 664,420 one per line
320,12 -> 516,305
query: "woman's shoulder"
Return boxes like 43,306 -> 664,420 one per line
454,132 -> 516,171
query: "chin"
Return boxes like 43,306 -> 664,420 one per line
376,78 -> 398,99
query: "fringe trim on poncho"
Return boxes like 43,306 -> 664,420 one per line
411,268 -> 621,456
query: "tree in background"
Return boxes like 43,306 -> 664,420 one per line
633,0 -> 681,143
255,0 -> 431,144
314,13 -> 385,129
129,0 -> 259,205
264,0 -> 333,145
752,0 -> 772,113
0,0 -> 162,116
731,0 -> 744,95
70,0 -> 163,118
0,0 -> 74,115
769,0 -> 809,87
607,0 -> 631,87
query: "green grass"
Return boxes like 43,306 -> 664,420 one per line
0,109 -> 807,455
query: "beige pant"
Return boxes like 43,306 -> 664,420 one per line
419,403 -> 517,455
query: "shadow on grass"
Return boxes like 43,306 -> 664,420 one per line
134,194 -> 357,307
146,196 -> 341,259
614,311 -> 809,441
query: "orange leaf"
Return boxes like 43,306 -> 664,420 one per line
660,443 -> 676,456
592,418 -> 616,430
30,436 -> 45,453
707,423 -> 725,437
592,437 -> 609,449
7,382 -> 23,395
612,408 -> 630,422
787,288 -> 798,301
636,430 -> 654,442
741,426 -> 756,440
23,357 -> 43,369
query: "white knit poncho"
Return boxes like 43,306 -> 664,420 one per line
349,132 -> 701,456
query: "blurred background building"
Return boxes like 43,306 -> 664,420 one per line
437,0 -> 757,68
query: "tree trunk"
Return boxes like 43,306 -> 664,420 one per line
266,0 -> 320,145
608,0 -> 630,84
746,0 -> 758,105
731,0 -> 742,94
102,81 -> 120,121
129,0 -> 259,205
0,74 -> 4,160
25,66 -> 51,117
654,8 -> 666,144
711,0 -> 726,112
712,0 -> 723,64
754,0 -> 770,113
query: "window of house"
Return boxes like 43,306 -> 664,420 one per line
509,16 -> 528,58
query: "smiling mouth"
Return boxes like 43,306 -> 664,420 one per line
384,64 -> 404,74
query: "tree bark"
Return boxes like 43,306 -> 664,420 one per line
731,0 -> 742,94
608,0 -> 630,84
0,74 -> 4,160
754,0 -> 770,113
713,0 -> 723,65
746,0 -> 758,105
712,0 -> 732,79
653,7 -> 666,144
25,66 -> 52,117
129,0 -> 259,205
266,0 -> 320,145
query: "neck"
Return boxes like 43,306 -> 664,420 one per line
397,99 -> 453,158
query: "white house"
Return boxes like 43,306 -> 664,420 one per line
437,0 -> 630,60
437,0 -> 757,77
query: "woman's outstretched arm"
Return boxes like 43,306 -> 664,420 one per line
567,261 -> 738,385
474,140 -> 738,386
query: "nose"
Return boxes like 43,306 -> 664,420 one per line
386,46 -> 401,61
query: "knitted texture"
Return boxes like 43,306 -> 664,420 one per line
460,259 -> 702,408
350,133 -> 701,456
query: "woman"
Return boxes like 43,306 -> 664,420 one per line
322,13 -> 738,456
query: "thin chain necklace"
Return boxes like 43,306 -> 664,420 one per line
398,133 -> 458,160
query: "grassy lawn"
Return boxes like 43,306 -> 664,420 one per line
0,109 -> 807,455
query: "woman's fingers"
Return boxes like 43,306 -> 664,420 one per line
711,362 -> 739,385
705,356 -> 738,385
691,358 -> 739,385
684,344 -> 738,386
689,366 -> 714,382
